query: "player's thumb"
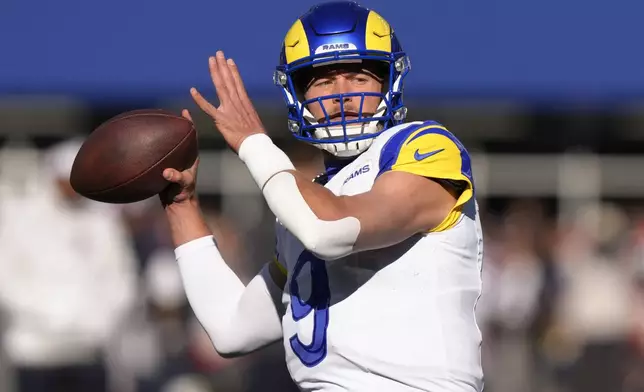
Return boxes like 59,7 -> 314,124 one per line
164,168 -> 195,190
163,168 -> 182,184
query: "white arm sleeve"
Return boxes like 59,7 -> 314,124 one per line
239,134 -> 361,260
175,235 -> 283,356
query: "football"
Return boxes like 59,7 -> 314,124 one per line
70,109 -> 198,203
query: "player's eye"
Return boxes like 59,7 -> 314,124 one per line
349,74 -> 370,84
313,79 -> 333,88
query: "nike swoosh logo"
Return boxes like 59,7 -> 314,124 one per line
414,148 -> 445,161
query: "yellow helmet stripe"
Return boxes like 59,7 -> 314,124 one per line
284,19 -> 311,64
365,10 -> 392,52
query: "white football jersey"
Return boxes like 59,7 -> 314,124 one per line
274,120 -> 484,392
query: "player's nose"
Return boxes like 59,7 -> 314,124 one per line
331,77 -> 353,104
332,95 -> 353,105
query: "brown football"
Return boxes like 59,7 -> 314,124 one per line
70,109 -> 198,204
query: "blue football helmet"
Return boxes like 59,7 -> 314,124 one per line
275,1 -> 410,157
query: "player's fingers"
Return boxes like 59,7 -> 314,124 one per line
215,52 -> 243,111
209,55 -> 231,106
190,88 -> 219,118
160,183 -> 187,206
172,186 -> 191,201
173,193 -> 188,203
181,109 -> 193,122
226,58 -> 254,116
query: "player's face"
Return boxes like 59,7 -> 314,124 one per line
303,64 -> 384,123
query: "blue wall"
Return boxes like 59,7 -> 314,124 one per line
2,0 -> 642,103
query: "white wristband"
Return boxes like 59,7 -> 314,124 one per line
238,133 -> 295,190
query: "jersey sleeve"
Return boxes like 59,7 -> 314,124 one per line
377,121 -> 474,232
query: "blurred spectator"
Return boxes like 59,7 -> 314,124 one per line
547,204 -> 633,392
0,138 -> 138,392
477,202 -> 547,392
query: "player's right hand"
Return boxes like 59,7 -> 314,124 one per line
159,109 -> 200,207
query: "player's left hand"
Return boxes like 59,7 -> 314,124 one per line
190,51 -> 266,153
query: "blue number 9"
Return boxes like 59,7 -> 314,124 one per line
289,250 -> 330,367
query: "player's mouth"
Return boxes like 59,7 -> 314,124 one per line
321,111 -> 374,122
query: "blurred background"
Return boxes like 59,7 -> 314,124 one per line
1,0 -> 644,391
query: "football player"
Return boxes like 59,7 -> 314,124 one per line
161,1 -> 484,391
